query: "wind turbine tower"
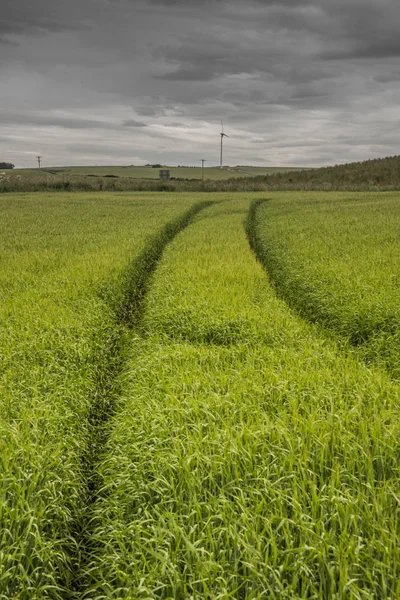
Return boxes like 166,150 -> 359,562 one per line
220,121 -> 228,169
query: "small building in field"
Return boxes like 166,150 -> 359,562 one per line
159,169 -> 171,180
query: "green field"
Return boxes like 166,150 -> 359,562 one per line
1,191 -> 399,599
253,193 -> 400,378
0,192 -> 202,598
16,165 -> 305,181
245,154 -> 400,191
1,166 -> 309,195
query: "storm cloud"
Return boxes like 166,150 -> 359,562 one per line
1,0 -> 400,167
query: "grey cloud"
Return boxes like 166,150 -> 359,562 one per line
154,2 -> 395,83
154,36 -> 290,83
324,36 -> 400,60
0,111 -> 119,130
1,0 -> 400,168
156,65 -> 218,82
253,0 -> 314,5
319,1 -> 400,60
149,0 -> 222,4
374,71 -> 400,84
0,0 -> 129,38
0,2 -> 78,36
151,0 -> 312,5
0,37 -> 19,46
291,88 -> 329,101
122,119 -> 147,127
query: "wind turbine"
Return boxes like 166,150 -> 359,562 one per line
220,121 -> 229,169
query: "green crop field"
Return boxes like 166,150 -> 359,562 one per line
0,192 -> 203,598
253,193 -> 400,379
0,191 -> 399,599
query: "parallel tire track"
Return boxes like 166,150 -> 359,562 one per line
245,197 -> 397,379
70,200 -> 213,597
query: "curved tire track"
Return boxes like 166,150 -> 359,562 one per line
70,200 -> 213,597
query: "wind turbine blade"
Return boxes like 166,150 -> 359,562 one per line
221,120 -> 224,134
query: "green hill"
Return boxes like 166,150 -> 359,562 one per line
5,156 -> 400,193
255,155 -> 400,191
16,165 -> 303,181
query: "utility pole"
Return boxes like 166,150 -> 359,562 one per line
200,159 -> 206,181
36,156 -> 42,169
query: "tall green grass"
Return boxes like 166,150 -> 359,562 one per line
0,192 -> 201,599
252,192 -> 400,379
86,199 -> 400,599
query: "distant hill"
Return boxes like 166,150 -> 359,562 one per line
5,156 -> 400,193
252,155 -> 400,191
16,165 -> 304,181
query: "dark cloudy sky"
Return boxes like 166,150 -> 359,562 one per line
1,0 -> 400,167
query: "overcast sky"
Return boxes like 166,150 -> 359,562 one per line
1,0 -> 400,167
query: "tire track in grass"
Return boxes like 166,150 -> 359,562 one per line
85,200 -> 400,599
245,197 -> 399,379
70,200 -> 213,597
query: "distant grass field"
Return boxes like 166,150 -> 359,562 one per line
15,164 -> 304,181
1,190 -> 399,599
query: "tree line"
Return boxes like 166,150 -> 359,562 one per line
0,162 -> 15,169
